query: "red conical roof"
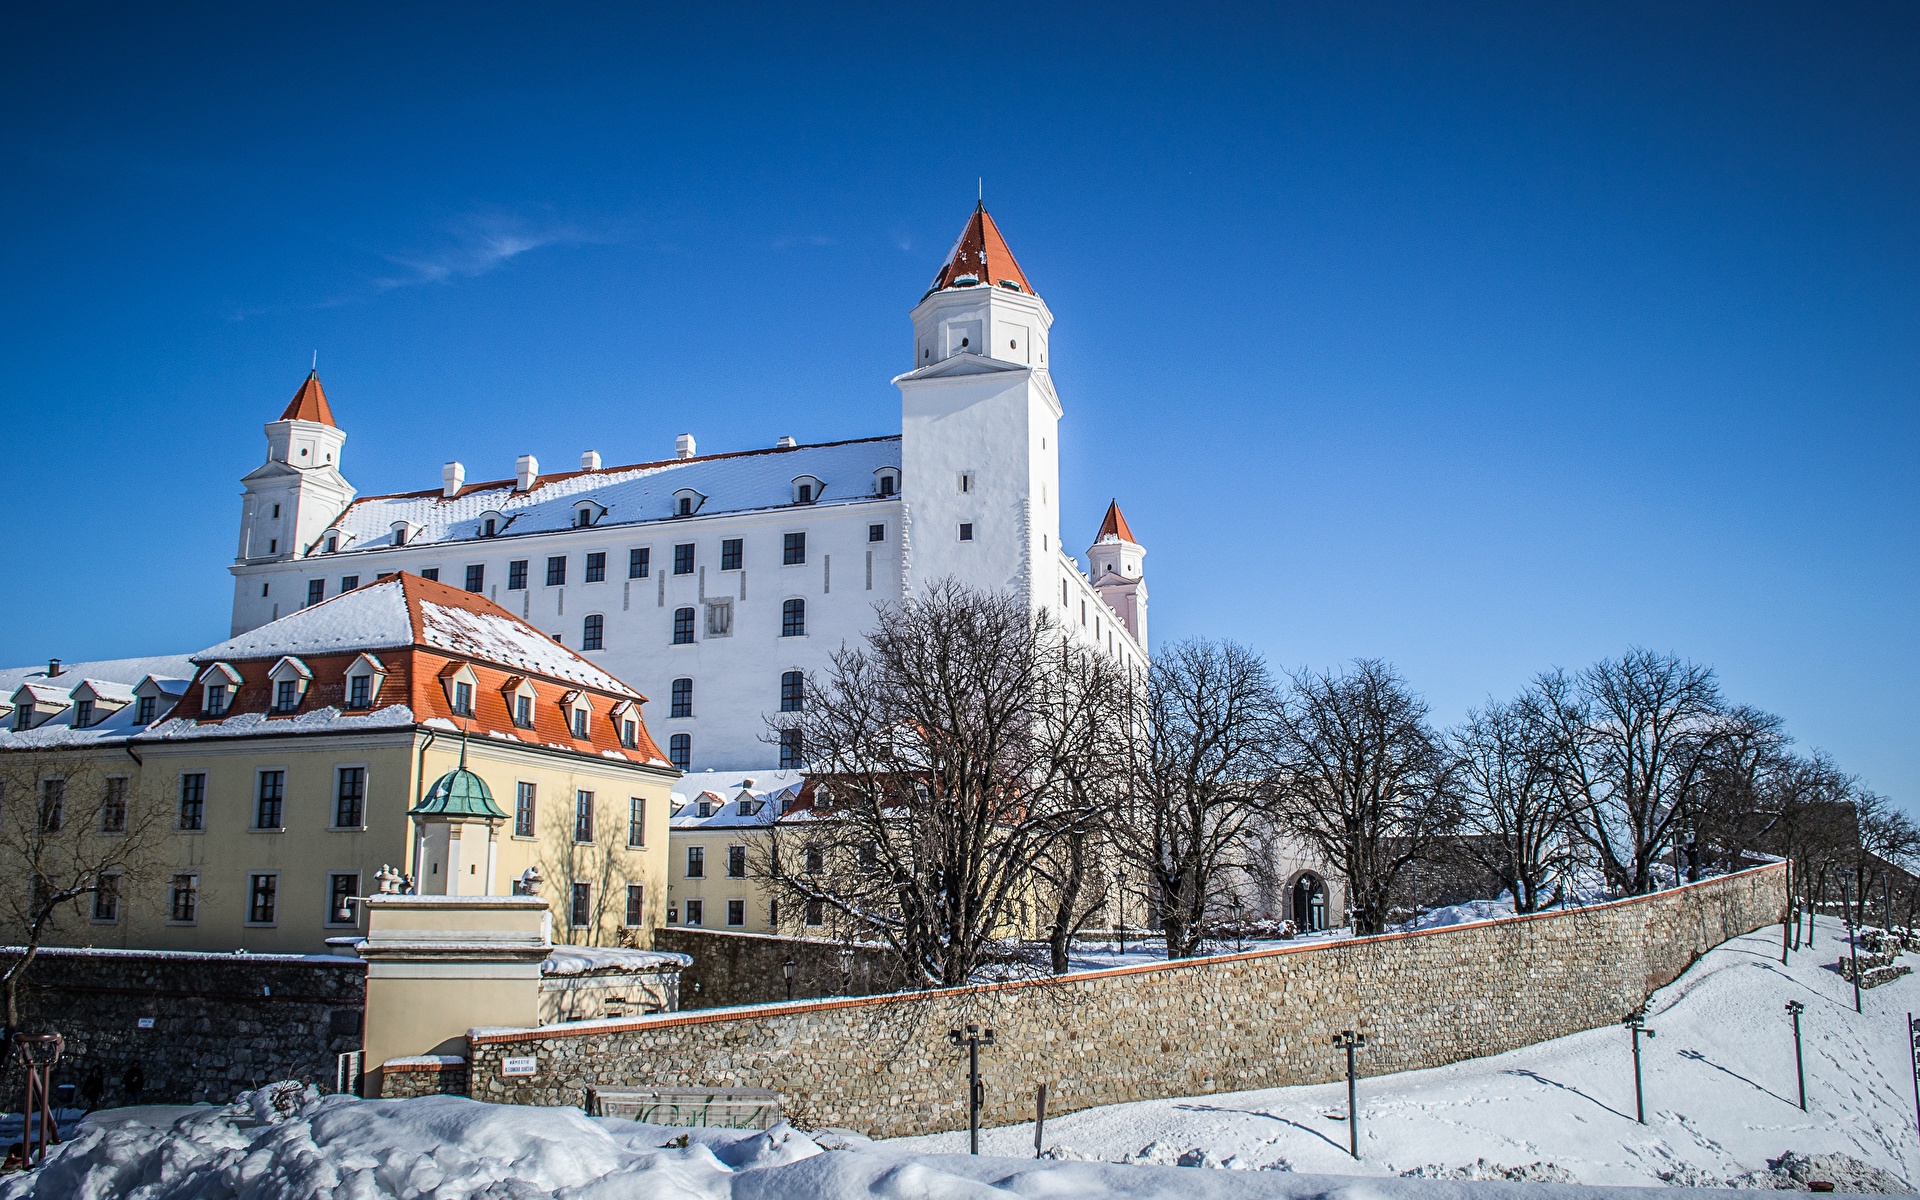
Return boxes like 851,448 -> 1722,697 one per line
929,202 -> 1034,296
1097,500 -> 1137,544
280,370 -> 337,427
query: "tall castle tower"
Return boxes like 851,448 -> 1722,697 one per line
1087,500 -> 1148,647
232,372 -> 354,621
895,203 -> 1061,603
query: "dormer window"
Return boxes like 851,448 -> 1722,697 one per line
696,796 -> 715,818
479,511 -> 504,538
515,694 -> 533,727
873,468 -> 899,497
74,699 -> 94,728
561,690 -> 592,739
612,700 -> 638,749
274,680 -> 300,712
324,532 -> 339,553
205,684 -> 229,715
574,501 -> 607,528
201,663 -> 242,717
390,520 -> 421,547
572,708 -> 588,738
452,681 -> 473,715
266,656 -> 313,714
672,488 -> 706,518
348,676 -> 371,709
343,652 -> 387,711
441,663 -> 480,719
136,696 -> 155,724
998,279 -> 1022,291
791,476 -> 825,506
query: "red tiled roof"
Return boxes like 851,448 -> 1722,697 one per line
1096,500 -> 1137,545
280,370 -> 338,427
929,202 -> 1034,296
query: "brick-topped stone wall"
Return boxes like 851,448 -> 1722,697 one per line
653,927 -> 911,1008
467,864 -> 1785,1137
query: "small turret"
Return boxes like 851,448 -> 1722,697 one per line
236,370 -> 355,568
1087,500 -> 1148,647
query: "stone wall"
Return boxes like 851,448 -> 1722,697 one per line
653,928 -> 911,1009
5,947 -> 365,1104
470,864 -> 1785,1138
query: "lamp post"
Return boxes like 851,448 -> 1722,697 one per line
782,957 -> 795,1002
1113,872 -> 1126,955
948,1024 -> 997,1155
1844,880 -> 1862,1014
837,945 -> 855,997
1331,1029 -> 1367,1158
1785,1001 -> 1807,1111
13,1032 -> 64,1167
1623,1007 -> 1656,1124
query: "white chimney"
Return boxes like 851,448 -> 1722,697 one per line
581,450 -> 601,471
515,454 -> 539,492
442,462 -> 465,498
775,436 -> 797,449
675,434 -> 697,460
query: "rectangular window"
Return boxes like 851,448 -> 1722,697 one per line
37,778 -> 65,832
348,675 -> 371,709
783,532 -> 806,565
585,551 -> 606,583
546,556 -> 567,586
570,881 -> 592,928
869,523 -> 885,543
507,560 -> 528,590
768,898 -> 779,926
685,898 -> 703,927
574,790 -> 594,842
205,684 -> 228,716
582,614 -> 604,651
727,899 -> 745,927
307,579 -> 325,607
101,777 -> 127,833
247,873 -> 278,925
805,899 -> 824,926
672,607 -> 695,644
169,873 -> 199,924
335,767 -> 366,828
274,679 -> 299,712
804,846 -> 824,873
779,728 -> 804,770
727,844 -> 747,878
178,773 -> 206,831
328,873 -> 359,924
621,717 -> 637,748
136,695 -> 155,724
629,547 -> 650,578
340,575 -> 359,592
779,671 -> 804,712
420,568 -> 439,582
571,707 -> 588,739
959,523 -> 973,542
515,781 -> 536,838
686,845 -> 705,878
92,874 -> 120,923
256,770 -> 285,829
720,539 -> 742,570
465,564 -> 485,593
627,797 -> 646,847
514,694 -> 533,728
669,733 -> 691,771
452,681 -> 473,715
626,884 -> 645,926
670,677 -> 693,718
74,699 -> 94,728
673,543 -> 694,575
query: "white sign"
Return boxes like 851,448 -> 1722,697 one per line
136,1017 -> 155,1030
501,1056 -> 538,1078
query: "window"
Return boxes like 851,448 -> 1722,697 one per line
869,523 -> 885,542
482,517 -> 497,537
247,873 -> 278,925
958,472 -> 974,493
686,845 -> 705,878
571,707 -> 589,739
582,614 -> 604,651
576,507 -> 595,529
879,474 -> 897,497
136,695 -> 156,724
804,899 -> 824,926
779,728 -> 804,770
101,777 -> 127,833
38,779 -> 63,832
673,607 -> 695,644
779,671 -> 804,712
307,579 -> 325,607
677,496 -> 693,516
335,767 -> 366,828
670,678 -> 693,718
515,781 -> 537,838
586,552 -> 606,582
673,543 -> 694,575
328,873 -> 359,924
256,770 -> 285,829
706,599 -> 732,637
465,564 -> 485,593
179,773 -> 206,831
959,523 -> 974,541
804,847 -> 824,874
627,797 -> 646,847
727,899 -> 746,927
621,718 -> 637,749
87,874 -> 117,923
796,483 -> 814,505
574,790 -> 594,842
546,556 -> 567,586
340,575 -> 359,592
570,881 -> 592,927
205,684 -> 229,716
727,844 -> 747,878
325,532 -> 339,553
507,560 -> 528,590
721,539 -> 742,570
768,898 -> 779,926
274,679 -> 300,713
783,532 -> 806,565
74,699 -> 94,728
348,675 -> 371,709
629,548 -> 650,578
169,874 -> 199,923
669,733 -> 690,771
514,694 -> 533,728
781,598 -> 805,637
452,681 -> 473,715
625,884 -> 645,927
420,568 -> 439,582
685,898 -> 703,926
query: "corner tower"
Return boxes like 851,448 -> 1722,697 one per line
1087,500 -> 1148,648
235,370 -> 355,567
896,203 -> 1060,603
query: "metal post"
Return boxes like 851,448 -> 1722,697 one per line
1331,1030 -> 1367,1158
1623,1008 -> 1655,1124
948,1025 -> 995,1155
1908,1013 -> 1920,1146
1786,1001 -> 1806,1111
1114,873 -> 1125,956
1845,881 -> 1862,1014
1033,1083 -> 1048,1158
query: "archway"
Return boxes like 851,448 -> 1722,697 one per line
1291,873 -> 1328,932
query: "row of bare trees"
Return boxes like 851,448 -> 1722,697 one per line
754,581 -> 1912,985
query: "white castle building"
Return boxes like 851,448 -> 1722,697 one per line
228,204 -> 1148,772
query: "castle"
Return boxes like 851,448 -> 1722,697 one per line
226,204 -> 1148,772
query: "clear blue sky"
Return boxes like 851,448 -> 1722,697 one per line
3,4 -> 1914,807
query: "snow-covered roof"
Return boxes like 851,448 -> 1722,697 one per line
321,436 -> 899,555
139,705 -> 417,742
195,580 -> 414,661
74,678 -> 136,704
668,768 -> 805,830
0,653 -> 197,699
542,946 -> 692,976
0,654 -> 199,749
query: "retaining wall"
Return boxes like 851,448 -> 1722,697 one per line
468,863 -> 1785,1138
653,927 -> 911,1008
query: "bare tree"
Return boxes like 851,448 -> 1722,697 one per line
1110,640 -> 1281,958
1449,694 -> 1574,912
0,750 -> 166,1037
1272,659 -> 1456,936
760,580 -> 1127,988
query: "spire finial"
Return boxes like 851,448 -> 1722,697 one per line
311,349 -> 317,373
458,721 -> 470,770
977,177 -> 984,208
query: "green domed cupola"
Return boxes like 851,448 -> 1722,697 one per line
413,763 -> 507,820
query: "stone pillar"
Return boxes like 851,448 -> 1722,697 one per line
356,895 -> 552,1097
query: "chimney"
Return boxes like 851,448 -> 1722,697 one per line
515,454 -> 539,492
581,450 -> 601,471
775,436 -> 797,449
675,434 -> 696,460
442,462 -> 465,498
47,658 -> 61,678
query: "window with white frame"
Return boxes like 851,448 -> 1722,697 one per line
246,873 -> 278,925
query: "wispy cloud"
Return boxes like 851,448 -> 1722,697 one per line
771,234 -> 836,250
372,210 -> 599,293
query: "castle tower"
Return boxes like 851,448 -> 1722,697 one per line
1088,500 -> 1148,647
236,371 -> 355,567
896,203 -> 1060,603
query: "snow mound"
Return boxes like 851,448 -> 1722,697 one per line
1402,1159 -> 1578,1184
1662,1151 -> 1913,1193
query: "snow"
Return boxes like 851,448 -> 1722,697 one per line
419,599 -> 638,696
139,704 -> 416,740
195,579 -> 415,660
0,653 -> 198,696
669,768 -> 806,828
543,946 -> 693,976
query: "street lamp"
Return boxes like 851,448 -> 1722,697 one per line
1785,1001 -> 1807,1111
1330,1029 -> 1367,1158
782,957 -> 796,1002
1623,1006 -> 1656,1124
948,1024 -> 997,1155
1113,872 -> 1126,955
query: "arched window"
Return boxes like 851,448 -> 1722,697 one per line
670,677 -> 693,718
779,670 -> 804,712
581,614 -> 604,651
672,607 -> 695,644
669,733 -> 691,771
780,598 -> 805,638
